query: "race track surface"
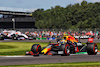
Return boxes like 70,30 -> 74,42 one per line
0,54 -> 100,65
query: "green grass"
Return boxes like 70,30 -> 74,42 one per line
0,42 -> 49,55
0,42 -> 100,55
0,62 -> 100,67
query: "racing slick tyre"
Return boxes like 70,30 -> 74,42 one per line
86,43 -> 98,55
0,34 -> 5,40
64,44 -> 70,56
12,37 -> 18,40
31,44 -> 41,56
60,44 -> 70,56
12,34 -> 19,40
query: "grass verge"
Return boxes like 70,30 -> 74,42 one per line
0,42 -> 49,55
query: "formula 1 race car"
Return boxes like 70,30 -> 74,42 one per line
26,35 -> 98,56
0,30 -> 29,40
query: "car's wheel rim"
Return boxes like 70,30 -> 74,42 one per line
66,46 -> 70,53
95,45 -> 98,53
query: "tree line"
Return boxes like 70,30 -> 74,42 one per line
32,1 -> 100,29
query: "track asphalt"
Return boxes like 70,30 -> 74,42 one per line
0,54 -> 100,65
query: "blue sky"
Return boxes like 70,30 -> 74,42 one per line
0,0 -> 100,12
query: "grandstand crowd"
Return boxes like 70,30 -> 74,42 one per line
0,29 -> 100,40
25,30 -> 100,39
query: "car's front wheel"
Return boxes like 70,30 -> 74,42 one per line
31,44 -> 41,56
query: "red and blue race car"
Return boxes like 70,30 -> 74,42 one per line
26,35 -> 98,56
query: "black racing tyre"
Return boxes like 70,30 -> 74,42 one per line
31,44 -> 41,54
60,44 -> 70,56
64,44 -> 70,56
0,34 -> 5,40
87,43 -> 98,55
12,34 -> 18,40
12,37 -> 17,40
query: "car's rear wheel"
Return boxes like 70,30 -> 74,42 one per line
0,34 -> 5,40
64,44 -> 70,56
31,44 -> 41,56
12,34 -> 18,40
60,44 -> 70,56
87,43 -> 98,55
